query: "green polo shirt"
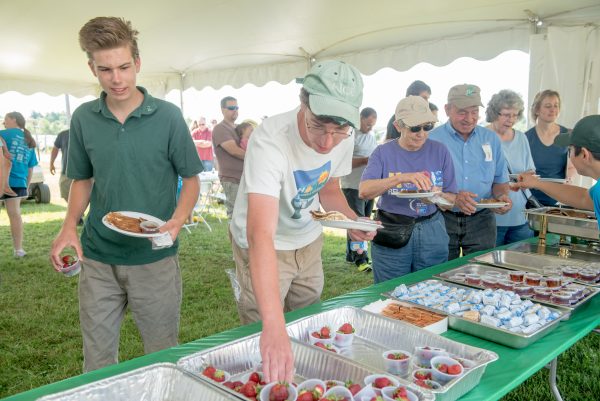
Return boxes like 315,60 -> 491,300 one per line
67,87 -> 203,265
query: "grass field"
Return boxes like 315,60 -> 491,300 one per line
0,202 -> 598,400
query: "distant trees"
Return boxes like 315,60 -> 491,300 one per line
28,111 -> 69,135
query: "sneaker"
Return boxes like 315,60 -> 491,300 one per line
357,262 -> 372,272
14,249 -> 27,258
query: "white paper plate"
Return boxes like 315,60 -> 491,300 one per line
475,202 -> 509,209
102,211 -> 166,238
319,220 -> 381,232
539,178 -> 566,183
391,191 -> 441,199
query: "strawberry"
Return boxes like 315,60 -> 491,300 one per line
232,381 -> 244,392
414,370 -> 431,380
249,372 -> 261,383
311,331 -> 322,339
436,363 -> 448,374
240,381 -> 258,398
325,380 -> 339,390
314,342 -> 336,352
387,352 -> 408,360
62,255 -> 75,265
337,323 -> 354,334
346,381 -> 362,395
202,365 -> 216,379
373,377 -> 391,388
447,364 -> 462,375
269,382 -> 289,401
320,326 -> 331,338
223,381 -> 235,389
313,384 -> 325,398
392,387 -> 409,401
297,390 -> 314,401
369,397 -> 384,401
213,369 -> 226,382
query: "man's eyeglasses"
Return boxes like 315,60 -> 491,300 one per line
224,105 -> 239,111
406,123 -> 435,133
305,109 -> 352,139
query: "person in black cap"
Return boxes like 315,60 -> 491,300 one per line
515,115 -> 600,224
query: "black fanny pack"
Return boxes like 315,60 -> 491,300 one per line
373,209 -> 437,249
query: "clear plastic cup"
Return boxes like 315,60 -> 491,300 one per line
413,346 -> 447,368
430,356 -> 464,384
58,256 -> 81,277
308,327 -> 334,345
525,273 -> 542,286
509,271 -> 525,283
381,386 -> 418,401
363,374 -> 400,394
382,350 -> 411,376
259,382 -> 297,401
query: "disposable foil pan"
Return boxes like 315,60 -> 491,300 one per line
178,333 -> 434,401
384,280 -> 568,349
472,250 -> 600,288
285,306 -> 497,401
525,207 -> 599,239
37,363 -> 238,401
434,263 -> 599,312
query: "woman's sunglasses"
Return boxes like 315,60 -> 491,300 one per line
407,123 -> 435,133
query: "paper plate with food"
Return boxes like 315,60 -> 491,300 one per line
391,188 -> 442,199
310,210 -> 381,231
475,199 -> 509,209
102,211 -> 166,238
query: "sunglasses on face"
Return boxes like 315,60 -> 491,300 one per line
224,105 -> 239,111
406,123 -> 435,133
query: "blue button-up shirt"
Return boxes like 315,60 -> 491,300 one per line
429,121 -> 508,201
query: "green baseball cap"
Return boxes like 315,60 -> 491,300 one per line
554,115 -> 600,152
302,60 -> 363,128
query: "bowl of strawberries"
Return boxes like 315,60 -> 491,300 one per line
296,379 -> 326,401
259,381 -> 297,401
308,326 -> 334,345
59,254 -> 81,277
380,385 -> 418,401
364,374 -> 400,395
430,356 -> 464,384
382,350 -> 412,376
333,322 -> 355,347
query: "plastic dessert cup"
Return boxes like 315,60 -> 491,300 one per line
545,276 -> 562,288
413,346 -> 447,368
321,386 -> 353,401
381,386 -> 418,401
259,382 -> 297,401
140,220 -> 161,234
364,374 -> 400,395
59,256 -> 81,277
465,274 -> 481,285
561,266 -> 579,278
550,292 -> 573,305
533,287 -> 552,301
513,284 -> 534,296
382,350 -> 412,376
481,276 -> 499,289
430,355 -> 464,385
308,327 -> 334,345
413,379 -> 442,390
497,279 -> 514,290
412,369 -> 433,382
509,271 -> 525,283
525,273 -> 542,286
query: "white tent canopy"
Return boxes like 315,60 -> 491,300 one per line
1,1 -> 599,123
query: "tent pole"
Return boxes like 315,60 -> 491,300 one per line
179,73 -> 185,114
64,94 -> 72,124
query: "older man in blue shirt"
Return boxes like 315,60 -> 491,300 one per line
429,84 -> 511,260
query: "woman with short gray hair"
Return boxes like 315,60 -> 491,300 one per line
486,89 -> 535,245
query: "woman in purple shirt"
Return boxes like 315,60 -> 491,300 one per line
359,96 -> 457,283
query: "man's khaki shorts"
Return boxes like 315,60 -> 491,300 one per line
59,174 -> 73,202
232,235 -> 324,325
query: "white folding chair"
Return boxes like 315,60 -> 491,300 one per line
183,176 -> 215,232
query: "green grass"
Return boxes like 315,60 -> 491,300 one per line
0,202 -> 598,400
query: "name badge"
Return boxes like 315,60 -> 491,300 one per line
482,143 -> 493,162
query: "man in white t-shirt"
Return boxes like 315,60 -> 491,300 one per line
230,60 -> 376,382
341,107 -> 378,271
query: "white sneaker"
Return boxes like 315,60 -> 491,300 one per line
14,249 -> 27,258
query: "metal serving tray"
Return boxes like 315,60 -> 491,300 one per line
384,280 -> 567,349
178,333 -> 434,401
285,306 -> 497,401
525,207 -> 599,239
434,263 -> 599,312
472,250 -> 600,288
37,363 -> 239,401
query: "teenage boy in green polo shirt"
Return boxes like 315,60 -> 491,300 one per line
50,17 -> 202,372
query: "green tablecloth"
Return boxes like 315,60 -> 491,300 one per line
5,251 -> 600,401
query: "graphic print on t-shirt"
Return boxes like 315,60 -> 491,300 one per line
290,161 -> 331,219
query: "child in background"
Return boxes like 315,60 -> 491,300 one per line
236,122 -> 254,150
1,137 -> 17,196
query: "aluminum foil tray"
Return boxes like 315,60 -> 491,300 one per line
37,363 -> 238,401
472,250 -> 600,288
286,306 -> 497,401
435,263 -> 599,312
384,280 -> 567,349
525,207 -> 599,239
178,333 -> 434,401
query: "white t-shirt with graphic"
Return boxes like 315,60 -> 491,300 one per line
230,108 -> 353,250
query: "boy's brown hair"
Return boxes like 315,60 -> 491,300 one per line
79,17 -> 140,60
